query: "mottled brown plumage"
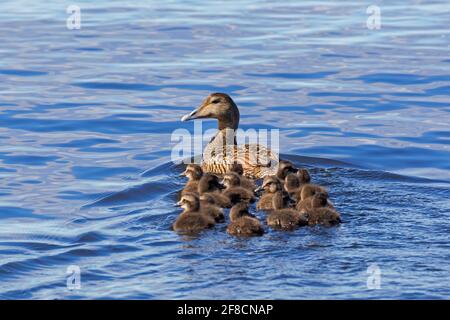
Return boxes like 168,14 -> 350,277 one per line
181,93 -> 279,178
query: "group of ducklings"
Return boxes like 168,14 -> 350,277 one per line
174,160 -> 341,236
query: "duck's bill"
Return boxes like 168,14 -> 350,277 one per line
175,200 -> 182,207
254,185 -> 264,193
179,169 -> 187,177
181,108 -> 200,121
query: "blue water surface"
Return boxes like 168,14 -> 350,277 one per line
0,0 -> 449,299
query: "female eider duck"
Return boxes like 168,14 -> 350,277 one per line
173,193 -> 215,234
181,93 -> 279,178
227,202 -> 264,237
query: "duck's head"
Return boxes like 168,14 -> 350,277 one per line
181,164 -> 203,181
181,93 -> 240,130
222,172 -> 241,188
176,193 -> 200,212
198,173 -> 225,194
285,173 -> 300,190
297,168 -> 311,184
257,176 -> 282,194
229,202 -> 250,222
276,160 -> 298,180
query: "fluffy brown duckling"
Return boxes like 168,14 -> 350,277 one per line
296,191 -> 329,212
306,207 -> 341,226
222,172 -> 255,205
299,193 -> 341,226
266,192 -> 308,230
226,202 -> 264,237
296,184 -> 334,210
284,168 -> 311,199
199,193 -> 225,222
256,176 -> 290,211
297,183 -> 328,200
197,173 -> 231,208
276,160 -> 298,181
173,193 -> 215,234
228,163 -> 256,192
180,164 -> 203,195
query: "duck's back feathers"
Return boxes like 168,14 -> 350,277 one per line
267,209 -> 308,230
223,186 -> 255,204
305,208 -> 341,226
200,203 -> 225,223
227,216 -> 264,236
173,212 -> 215,234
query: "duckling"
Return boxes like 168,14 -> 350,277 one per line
306,207 -> 341,226
228,162 -> 256,192
266,192 -> 308,230
180,164 -> 203,195
197,173 -> 231,208
296,184 -> 334,210
227,202 -> 264,237
199,193 -> 225,222
256,176 -> 290,211
276,160 -> 298,181
299,193 -> 341,226
173,193 -> 215,234
222,172 -> 255,204
284,168 -> 311,199
181,93 -> 278,178
296,191 -> 329,212
298,183 -> 329,200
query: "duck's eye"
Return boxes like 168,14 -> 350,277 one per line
211,99 -> 220,104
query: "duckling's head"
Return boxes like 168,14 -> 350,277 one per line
229,202 -> 250,222
181,93 -> 240,130
198,173 -> 224,194
260,176 -> 282,194
297,168 -> 311,184
222,172 -> 241,188
276,160 -> 297,180
285,173 -> 300,190
181,164 -> 203,181
312,192 -> 328,208
176,193 -> 200,212
228,162 -> 244,176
